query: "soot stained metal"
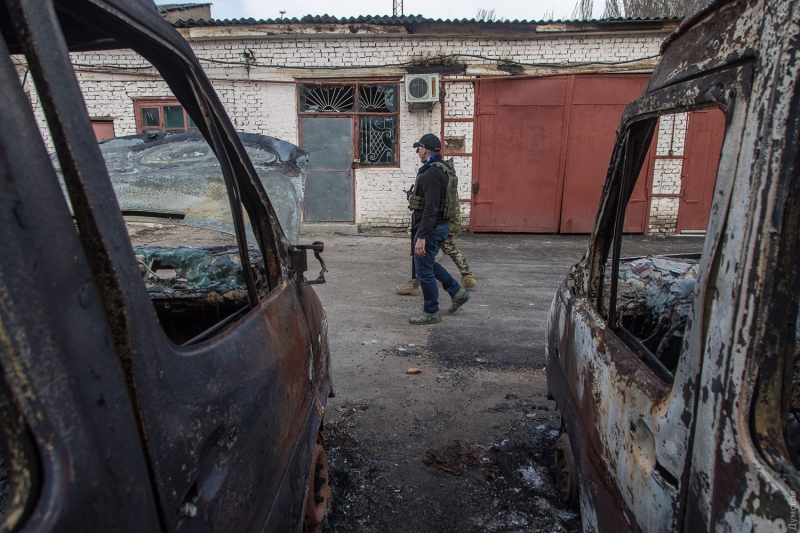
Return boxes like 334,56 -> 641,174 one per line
546,0 -> 800,531
0,0 -> 332,532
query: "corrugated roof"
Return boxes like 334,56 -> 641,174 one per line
158,3 -> 211,13
171,14 -> 680,27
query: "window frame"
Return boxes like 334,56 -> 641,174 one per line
296,79 -> 402,169
134,98 -> 198,134
584,70 -> 743,387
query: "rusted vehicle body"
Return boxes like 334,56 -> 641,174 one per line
546,0 -> 800,531
0,0 -> 332,532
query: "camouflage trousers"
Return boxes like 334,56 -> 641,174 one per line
441,234 -> 471,276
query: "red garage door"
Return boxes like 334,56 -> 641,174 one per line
472,74 -> 652,233
677,109 -> 726,232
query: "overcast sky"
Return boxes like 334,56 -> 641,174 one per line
156,0 -> 604,23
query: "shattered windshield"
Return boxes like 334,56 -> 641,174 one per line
71,131 -> 307,245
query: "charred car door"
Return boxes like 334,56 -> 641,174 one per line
547,0 -> 800,530
1,0 -> 332,531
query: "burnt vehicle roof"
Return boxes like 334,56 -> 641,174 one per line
92,131 -> 308,244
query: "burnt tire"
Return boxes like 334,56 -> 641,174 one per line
303,438 -> 329,533
554,432 -> 579,508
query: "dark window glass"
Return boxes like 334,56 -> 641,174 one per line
187,113 -> 197,129
359,116 -> 397,166
300,85 -> 356,112
142,107 -> 160,128
358,85 -> 397,113
163,105 -> 185,129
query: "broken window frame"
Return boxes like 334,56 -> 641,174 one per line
297,79 -> 401,168
134,98 -> 198,133
584,68 -> 745,387
8,5 -> 292,348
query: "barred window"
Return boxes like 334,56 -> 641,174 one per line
298,82 -> 400,167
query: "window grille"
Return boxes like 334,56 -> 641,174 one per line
298,82 -> 400,167
300,85 -> 355,113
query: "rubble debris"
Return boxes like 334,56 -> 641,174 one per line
407,368 -> 422,375
421,440 -> 499,476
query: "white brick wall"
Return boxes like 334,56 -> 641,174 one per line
443,82 -> 474,118
648,113 -> 688,235
649,197 -> 679,235
21,26 -> 672,230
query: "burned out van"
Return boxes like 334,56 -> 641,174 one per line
0,0 -> 332,531
546,0 -> 800,531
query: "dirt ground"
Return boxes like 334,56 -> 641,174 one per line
309,229 -> 705,533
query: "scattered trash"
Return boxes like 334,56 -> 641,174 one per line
475,358 -> 487,363
407,368 -> 422,375
421,440 -> 498,476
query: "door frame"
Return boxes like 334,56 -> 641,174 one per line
296,78 -> 403,223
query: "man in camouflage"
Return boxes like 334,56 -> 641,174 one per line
396,159 -> 476,296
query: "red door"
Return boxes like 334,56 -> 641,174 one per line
472,74 -> 652,233
472,77 -> 568,232
677,109 -> 726,232
560,75 -> 652,233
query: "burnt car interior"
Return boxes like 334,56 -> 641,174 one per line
93,127 -> 316,346
595,109 -> 724,385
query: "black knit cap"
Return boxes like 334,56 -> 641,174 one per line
413,133 -> 441,152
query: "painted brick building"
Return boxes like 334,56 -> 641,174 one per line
19,11 -> 718,235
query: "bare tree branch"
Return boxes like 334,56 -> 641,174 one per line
571,0 -> 594,20
603,0 -> 622,18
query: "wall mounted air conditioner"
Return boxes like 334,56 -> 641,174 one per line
404,74 -> 440,104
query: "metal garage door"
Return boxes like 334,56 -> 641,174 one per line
472,74 -> 652,233
677,109 -> 726,233
559,76 -> 652,233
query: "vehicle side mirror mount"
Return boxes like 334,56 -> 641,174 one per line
290,242 -> 327,285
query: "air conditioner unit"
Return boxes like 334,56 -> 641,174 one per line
404,74 -> 440,104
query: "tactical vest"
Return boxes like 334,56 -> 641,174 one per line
408,161 -> 460,223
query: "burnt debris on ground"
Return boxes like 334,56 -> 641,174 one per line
322,394 -> 579,533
